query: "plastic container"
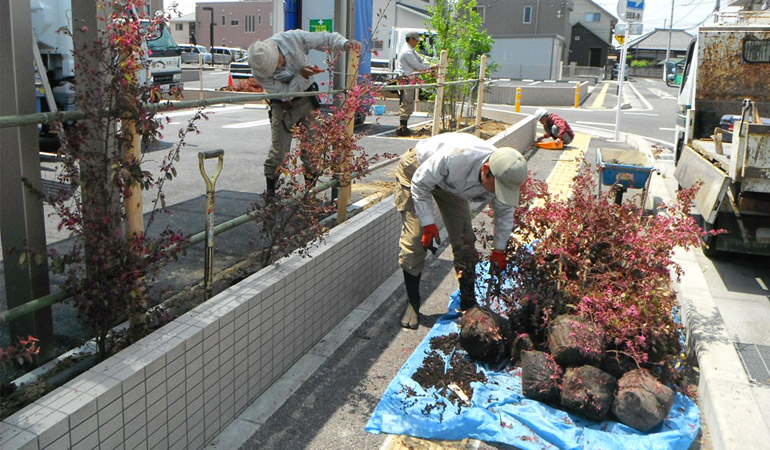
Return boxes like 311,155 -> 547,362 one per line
372,104 -> 386,115
597,148 -> 654,189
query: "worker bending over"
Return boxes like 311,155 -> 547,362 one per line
395,132 -> 527,329
535,108 -> 574,148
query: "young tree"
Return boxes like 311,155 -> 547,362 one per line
427,0 -> 494,130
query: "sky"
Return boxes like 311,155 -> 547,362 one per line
165,0 -> 721,35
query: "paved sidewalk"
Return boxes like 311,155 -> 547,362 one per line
205,125 -> 770,450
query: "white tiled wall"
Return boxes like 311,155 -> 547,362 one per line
0,199 -> 401,450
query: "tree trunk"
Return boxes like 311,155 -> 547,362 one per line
560,365 -> 617,421
612,368 -> 675,431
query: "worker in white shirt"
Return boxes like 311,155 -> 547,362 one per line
395,133 -> 528,329
395,31 -> 436,136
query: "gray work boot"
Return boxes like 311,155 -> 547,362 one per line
401,270 -> 421,329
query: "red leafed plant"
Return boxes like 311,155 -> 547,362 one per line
0,337 -> 40,367
500,167 -> 705,384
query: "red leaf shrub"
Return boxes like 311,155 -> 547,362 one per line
502,167 -> 703,384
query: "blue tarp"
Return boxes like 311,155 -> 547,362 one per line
365,266 -> 701,449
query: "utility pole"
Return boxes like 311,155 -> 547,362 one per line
664,0 -> 674,80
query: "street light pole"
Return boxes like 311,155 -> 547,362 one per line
664,0 -> 674,80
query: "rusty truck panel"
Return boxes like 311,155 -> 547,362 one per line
696,28 -> 770,104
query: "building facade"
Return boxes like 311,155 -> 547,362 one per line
568,0 -> 616,68
195,0 -> 275,50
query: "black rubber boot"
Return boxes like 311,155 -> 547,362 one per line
265,176 -> 277,199
396,119 -> 411,137
401,270 -> 421,329
457,265 -> 477,311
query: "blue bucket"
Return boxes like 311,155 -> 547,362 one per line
373,104 -> 386,115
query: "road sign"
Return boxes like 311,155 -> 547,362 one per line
617,0 -> 644,23
614,22 -> 643,36
615,35 -> 625,45
309,18 -> 333,32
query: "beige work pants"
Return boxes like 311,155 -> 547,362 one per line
395,149 -> 478,276
264,96 -> 318,178
399,89 -> 416,122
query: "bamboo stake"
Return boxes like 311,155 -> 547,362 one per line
337,50 -> 359,224
432,50 -> 448,137
474,55 -> 487,136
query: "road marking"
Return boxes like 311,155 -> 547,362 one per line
575,121 -> 614,127
222,119 -> 270,128
625,112 -> 658,116
159,105 -> 246,118
659,127 -> 676,131
648,87 -> 676,100
756,277 -> 768,291
627,83 -> 653,111
590,82 -> 610,109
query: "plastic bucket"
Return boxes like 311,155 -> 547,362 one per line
373,104 -> 386,115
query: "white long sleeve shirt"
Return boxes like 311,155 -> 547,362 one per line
253,29 -> 349,95
411,133 -> 515,250
396,42 -> 431,76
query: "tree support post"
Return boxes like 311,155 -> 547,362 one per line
337,50 -> 359,224
474,55 -> 487,136
0,0 -> 54,363
432,50 -> 448,137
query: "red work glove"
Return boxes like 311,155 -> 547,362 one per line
421,224 -> 440,250
490,249 -> 507,273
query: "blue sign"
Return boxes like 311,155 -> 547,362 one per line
625,0 -> 644,22
627,0 -> 644,9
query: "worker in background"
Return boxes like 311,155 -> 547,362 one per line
395,132 -> 528,329
248,30 -> 362,197
395,31 -> 436,137
535,108 -> 574,148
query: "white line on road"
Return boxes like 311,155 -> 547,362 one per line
659,127 -> 676,131
627,83 -> 654,111
222,119 -> 270,129
625,112 -> 658,116
159,105 -> 247,118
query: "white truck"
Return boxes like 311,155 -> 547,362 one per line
29,0 -> 182,112
674,10 -> 770,256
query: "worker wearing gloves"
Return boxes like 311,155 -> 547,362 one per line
535,108 -> 574,147
395,132 -> 527,329
248,30 -> 362,197
395,31 -> 435,136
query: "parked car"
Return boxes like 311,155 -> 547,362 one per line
229,57 -> 252,80
210,46 -> 245,65
178,44 -> 212,64
612,64 -> 629,81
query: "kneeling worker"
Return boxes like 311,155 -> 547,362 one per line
395,132 -> 527,329
535,108 -> 574,148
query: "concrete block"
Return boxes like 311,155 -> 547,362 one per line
4,404 -> 68,438
98,430 -> 124,450
69,414 -> 97,448
70,430 -> 97,450
123,425 -> 146,450
98,413 -> 123,446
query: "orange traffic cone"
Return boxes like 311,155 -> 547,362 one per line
228,73 -> 234,88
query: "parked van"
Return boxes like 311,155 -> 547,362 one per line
179,44 -> 212,64
210,46 -> 245,65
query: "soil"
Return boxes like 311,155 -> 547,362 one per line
395,119 -> 511,141
410,332 -> 487,412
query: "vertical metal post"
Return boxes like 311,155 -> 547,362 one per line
198,150 -> 224,299
614,24 -> 630,141
432,50 -> 448,137
0,0 -> 54,361
515,87 -> 521,113
574,84 -> 581,109
474,55 -> 487,136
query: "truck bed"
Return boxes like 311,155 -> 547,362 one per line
691,139 -> 732,173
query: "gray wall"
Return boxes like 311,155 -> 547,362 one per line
490,37 -> 563,80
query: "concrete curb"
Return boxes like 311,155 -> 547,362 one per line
625,133 -> 770,450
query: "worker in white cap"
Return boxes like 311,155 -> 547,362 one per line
395,31 -> 437,136
248,30 -> 362,197
395,132 -> 527,329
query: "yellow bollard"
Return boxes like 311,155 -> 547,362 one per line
574,85 -> 581,108
515,87 -> 521,113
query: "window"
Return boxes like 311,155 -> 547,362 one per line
221,15 -> 225,26
472,6 -> 485,22
744,40 -> 770,63
230,19 -> 239,26
585,13 -> 601,22
523,6 -> 532,24
258,15 -> 262,25
175,23 -> 184,31
245,15 -> 255,32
